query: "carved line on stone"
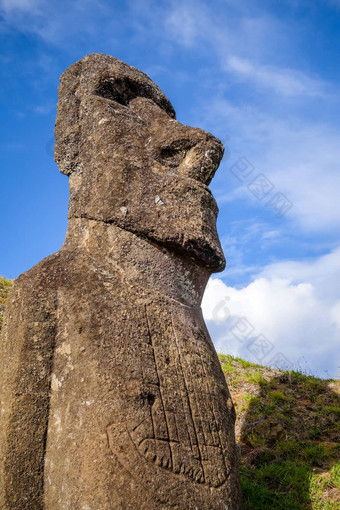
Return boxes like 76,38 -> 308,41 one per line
163,350 -> 205,483
180,321 -> 213,445
106,302 -> 229,488
164,309 -> 198,453
169,311 -> 206,480
195,328 -> 228,447
144,305 -> 174,470
173,346 -> 200,455
105,423 -> 141,483
144,303 -> 205,483
198,360 -> 228,483
192,329 -> 229,485
170,307 -> 229,487
191,325 -> 222,444
115,422 -> 174,476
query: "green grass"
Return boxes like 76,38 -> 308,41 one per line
330,462 -> 340,488
268,389 -> 290,404
219,353 -> 340,509
219,353 -> 262,370
0,276 -> 13,331
310,461 -> 340,510
323,406 -> 340,416
241,461 -> 312,510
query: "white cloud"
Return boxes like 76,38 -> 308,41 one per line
160,0 -> 329,99
164,2 -> 206,47
0,0 -> 40,12
0,0 -> 109,45
225,55 -> 326,97
202,249 -> 340,379
259,247 -> 340,302
330,301 -> 340,329
0,0 -> 332,105
201,98 -> 340,233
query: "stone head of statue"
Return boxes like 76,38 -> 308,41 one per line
55,53 -> 225,272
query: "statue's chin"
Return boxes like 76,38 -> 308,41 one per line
180,238 -> 226,273
147,233 -> 226,273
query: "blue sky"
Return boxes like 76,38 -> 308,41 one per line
1,0 -> 339,377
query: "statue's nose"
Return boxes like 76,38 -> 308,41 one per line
178,135 -> 224,185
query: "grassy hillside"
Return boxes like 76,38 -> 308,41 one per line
0,276 -> 12,331
220,354 -> 340,509
0,281 -> 338,508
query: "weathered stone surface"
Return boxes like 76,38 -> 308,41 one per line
0,53 -> 242,509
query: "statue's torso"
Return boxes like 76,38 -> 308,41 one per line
0,250 -> 238,509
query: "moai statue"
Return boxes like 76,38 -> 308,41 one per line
0,54 -> 242,509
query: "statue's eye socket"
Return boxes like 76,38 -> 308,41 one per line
95,78 -> 142,106
94,77 -> 175,118
156,140 -> 195,167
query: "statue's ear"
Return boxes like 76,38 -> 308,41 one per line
54,61 -> 82,176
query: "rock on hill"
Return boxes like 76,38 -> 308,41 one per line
0,279 -> 338,508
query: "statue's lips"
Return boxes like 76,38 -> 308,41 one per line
161,173 -> 219,216
196,180 -> 213,196
187,177 -> 219,213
